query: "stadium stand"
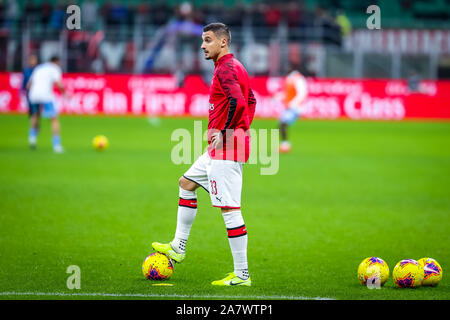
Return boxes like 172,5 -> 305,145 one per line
0,0 -> 449,78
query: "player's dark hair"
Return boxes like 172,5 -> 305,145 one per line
50,55 -> 60,63
203,23 -> 231,45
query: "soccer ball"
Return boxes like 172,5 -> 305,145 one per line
418,257 -> 443,286
357,257 -> 389,286
393,259 -> 424,288
142,252 -> 174,280
92,135 -> 109,151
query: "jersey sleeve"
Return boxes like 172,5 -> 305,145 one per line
21,69 -> 28,90
247,87 -> 256,125
28,69 -> 36,86
217,63 -> 247,133
53,66 -> 62,83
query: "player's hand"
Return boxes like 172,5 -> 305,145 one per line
210,131 -> 223,149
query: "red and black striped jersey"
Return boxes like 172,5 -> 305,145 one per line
207,53 -> 256,162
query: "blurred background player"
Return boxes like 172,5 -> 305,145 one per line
407,68 -> 422,93
21,54 -> 38,118
27,56 -> 67,153
276,64 -> 308,153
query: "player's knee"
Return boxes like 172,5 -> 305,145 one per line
178,176 -> 186,188
179,176 -> 196,191
221,207 -> 237,214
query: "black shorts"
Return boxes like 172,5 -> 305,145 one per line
29,102 -> 41,117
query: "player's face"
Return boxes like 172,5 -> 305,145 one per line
29,55 -> 37,67
201,31 -> 224,61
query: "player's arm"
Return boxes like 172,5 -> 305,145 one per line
55,80 -> 70,100
54,67 -> 70,99
217,67 -> 247,134
26,71 -> 33,91
22,70 -> 28,92
248,87 -> 256,124
55,80 -> 66,94
211,68 -> 247,148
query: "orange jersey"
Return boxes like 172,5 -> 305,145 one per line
283,71 -> 308,109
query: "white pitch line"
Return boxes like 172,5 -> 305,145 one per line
0,291 -> 335,300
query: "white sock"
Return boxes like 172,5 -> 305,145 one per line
222,210 -> 249,280
171,187 -> 197,254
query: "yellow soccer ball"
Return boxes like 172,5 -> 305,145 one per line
418,257 -> 443,287
92,135 -> 109,151
393,259 -> 424,288
142,252 -> 174,280
357,257 -> 389,286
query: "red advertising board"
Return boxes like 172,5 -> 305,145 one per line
1,72 -> 449,120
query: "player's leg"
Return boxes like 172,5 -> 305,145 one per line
43,102 -> 63,153
28,103 -> 40,149
211,211 -> 251,286
173,153 -> 211,253
50,117 -> 63,153
209,160 -> 251,286
170,176 -> 199,254
279,108 -> 299,153
27,94 -> 39,132
152,153 -> 211,263
152,177 -> 199,263
220,207 -> 250,281
280,121 -> 288,141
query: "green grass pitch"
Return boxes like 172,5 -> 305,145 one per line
0,114 -> 449,300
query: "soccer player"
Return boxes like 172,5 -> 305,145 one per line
152,23 -> 257,286
27,56 -> 67,153
277,65 -> 308,153
22,54 -> 38,117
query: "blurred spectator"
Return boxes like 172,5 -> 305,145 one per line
172,2 -> 203,82
100,2 -> 110,25
49,3 -> 65,32
335,10 -> 352,49
67,31 -> 90,72
151,1 -> 171,26
251,3 -> 266,39
264,3 -> 282,28
0,2 -> 4,27
336,10 -> 352,35
142,1 -> 203,79
41,2 -> 52,27
407,69 -> 421,93
135,3 -> 149,25
223,3 -> 244,28
81,0 -> 98,30
251,3 -> 266,28
4,0 -> 19,28
284,1 -> 304,28
24,1 -> 39,25
126,4 -> 136,27
200,3 -> 223,25
111,3 -> 128,27
314,6 -> 341,46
